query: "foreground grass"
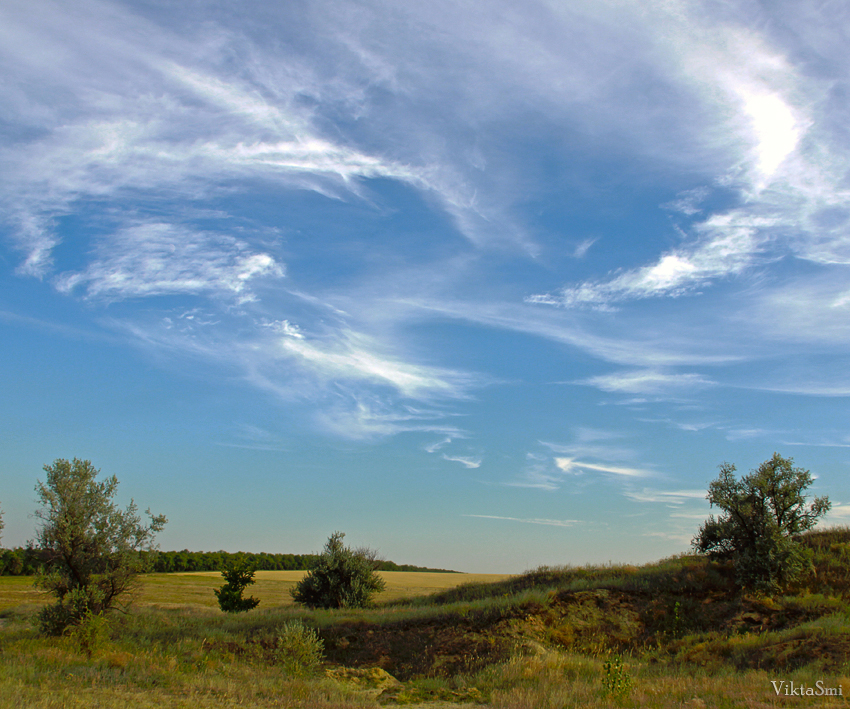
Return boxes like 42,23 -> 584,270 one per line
2,606 -> 847,709
3,529 -> 850,707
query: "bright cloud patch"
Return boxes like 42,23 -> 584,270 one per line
739,91 -> 800,180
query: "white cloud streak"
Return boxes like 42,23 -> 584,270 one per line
107,308 -> 482,440
424,437 -> 452,454
56,222 -> 283,302
0,1 -> 429,279
275,328 -> 477,401
465,515 -> 581,528
554,458 -> 653,478
622,488 -> 707,505
442,454 -> 482,469
528,214 -> 773,308
578,370 -> 715,396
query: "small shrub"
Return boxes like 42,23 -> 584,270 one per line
66,610 -> 111,659
214,558 -> 260,613
36,585 -> 102,636
275,620 -> 324,676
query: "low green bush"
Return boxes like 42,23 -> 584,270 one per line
275,620 -> 324,676
65,610 -> 111,659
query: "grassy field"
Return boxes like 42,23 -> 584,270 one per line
3,531 -> 850,708
136,571 -> 513,609
0,570 -> 512,613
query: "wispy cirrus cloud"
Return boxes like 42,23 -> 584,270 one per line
554,458 -> 653,478
442,454 -> 481,469
4,0 -> 850,458
500,453 -> 563,491
55,222 -> 283,302
275,328 -> 478,401
422,436 -> 481,468
424,436 -> 453,454
622,488 -> 707,505
0,1 -> 430,279
3,105 -> 424,278
313,399 -> 467,441
501,433 -> 656,491
107,305 -> 482,439
521,3 -> 850,318
527,213 -> 773,309
465,515 -> 581,528
577,369 -> 715,397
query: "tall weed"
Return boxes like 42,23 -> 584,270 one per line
601,653 -> 633,699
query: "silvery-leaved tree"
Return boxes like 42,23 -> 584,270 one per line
33,458 -> 167,634
693,453 -> 830,592
291,531 -> 385,609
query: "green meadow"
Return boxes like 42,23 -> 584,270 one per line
3,530 -> 850,708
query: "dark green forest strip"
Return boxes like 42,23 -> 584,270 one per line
0,547 -> 457,576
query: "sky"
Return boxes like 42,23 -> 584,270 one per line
2,0 -> 850,573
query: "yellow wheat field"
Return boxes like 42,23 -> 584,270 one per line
0,571 -> 513,611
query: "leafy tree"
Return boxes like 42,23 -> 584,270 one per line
0,502 -> 4,545
693,453 -> 830,591
33,458 -> 167,634
1,549 -> 23,576
214,557 -> 260,612
291,531 -> 386,609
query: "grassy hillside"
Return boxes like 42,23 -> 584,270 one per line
2,528 -> 850,708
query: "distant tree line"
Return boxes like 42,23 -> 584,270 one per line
376,560 -> 457,573
1,546 -> 46,575
0,546 -> 456,576
149,550 -> 319,573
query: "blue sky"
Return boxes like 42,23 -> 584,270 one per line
3,0 -> 850,573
